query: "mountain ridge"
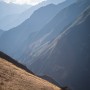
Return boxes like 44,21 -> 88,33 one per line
29,6 -> 90,90
0,1 -> 90,90
0,0 -> 77,59
17,0 -> 90,65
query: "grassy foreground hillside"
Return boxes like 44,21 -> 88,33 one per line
0,58 -> 61,90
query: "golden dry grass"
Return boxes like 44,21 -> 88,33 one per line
0,58 -> 61,90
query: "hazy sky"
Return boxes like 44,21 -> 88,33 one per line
1,0 -> 66,5
3,0 -> 46,5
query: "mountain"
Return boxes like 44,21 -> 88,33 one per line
0,4 -> 60,56
29,6 -> 90,90
0,30 -> 4,37
15,0 -> 76,31
2,0 -> 76,30
0,0 -> 76,60
0,0 -> 67,30
0,14 -> 19,30
0,0 -> 65,30
0,0 -> 89,66
15,0 -> 89,64
0,1 -> 31,19
46,0 -> 68,4
0,1 -> 31,30
0,52 -> 61,90
0,0 -> 90,90
0,0 -> 76,30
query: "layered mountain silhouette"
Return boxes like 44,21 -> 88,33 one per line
0,1 -> 30,19
0,0 -> 70,30
0,1 -> 31,30
7,0 -> 90,64
13,0 -> 76,31
0,0 -> 77,60
0,0 -> 90,90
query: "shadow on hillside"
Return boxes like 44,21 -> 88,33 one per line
0,51 -> 34,75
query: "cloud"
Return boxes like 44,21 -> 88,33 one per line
3,0 -> 46,5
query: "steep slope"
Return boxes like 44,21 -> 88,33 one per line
0,1 -> 89,90
29,7 -> 90,90
0,53 -> 61,90
16,0 -> 90,64
0,0 -> 77,59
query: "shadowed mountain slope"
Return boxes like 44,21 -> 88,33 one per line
30,6 -> 90,90
16,0 -> 90,65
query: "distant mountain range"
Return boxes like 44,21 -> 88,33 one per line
0,1 -> 31,18
0,0 -> 76,58
0,1 -> 31,30
0,0 -> 90,90
0,0 -> 75,30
